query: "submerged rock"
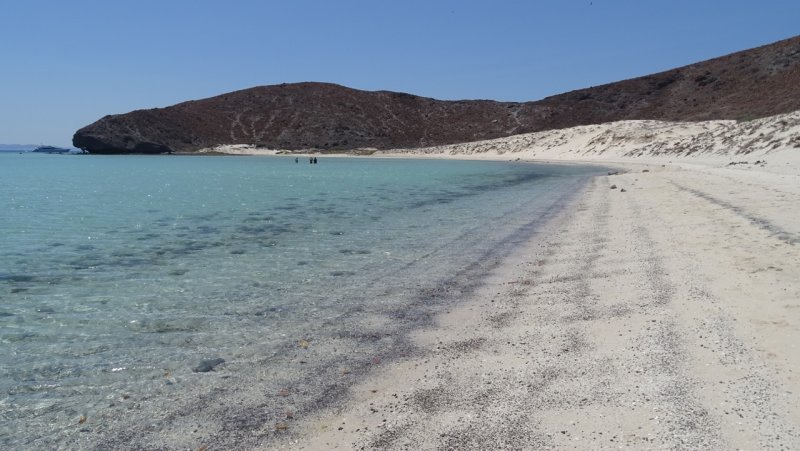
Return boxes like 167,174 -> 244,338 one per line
193,358 -> 225,373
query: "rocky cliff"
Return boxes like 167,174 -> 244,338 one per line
73,35 -> 800,154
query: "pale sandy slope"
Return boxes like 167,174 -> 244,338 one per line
381,109 -> 800,168
258,113 -> 800,449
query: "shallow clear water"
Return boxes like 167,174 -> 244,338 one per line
0,153 -> 602,447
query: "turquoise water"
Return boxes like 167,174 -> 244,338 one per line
0,153 -> 602,448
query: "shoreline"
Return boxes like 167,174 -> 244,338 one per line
269,157 -> 800,448
53,113 -> 800,447
40,159 -> 605,450
183,116 -> 800,447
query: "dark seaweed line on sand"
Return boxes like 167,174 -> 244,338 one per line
671,182 -> 799,245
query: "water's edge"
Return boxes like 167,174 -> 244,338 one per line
0,154 -> 606,449
84,169 -> 599,450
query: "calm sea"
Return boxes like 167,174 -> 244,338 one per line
0,153 -> 602,448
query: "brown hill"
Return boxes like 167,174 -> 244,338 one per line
73,35 -> 800,154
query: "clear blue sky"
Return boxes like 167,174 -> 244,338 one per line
2,0 -> 798,147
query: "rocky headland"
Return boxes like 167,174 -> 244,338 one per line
73,35 -> 800,154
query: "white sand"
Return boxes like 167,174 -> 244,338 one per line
379,109 -> 800,167
246,111 -> 800,448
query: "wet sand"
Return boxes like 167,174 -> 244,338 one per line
273,161 -> 800,449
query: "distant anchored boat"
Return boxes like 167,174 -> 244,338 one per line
32,145 -> 71,154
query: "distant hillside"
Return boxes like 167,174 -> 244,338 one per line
74,35 -> 800,154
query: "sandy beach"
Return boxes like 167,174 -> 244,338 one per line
13,113 -> 794,450
232,113 -> 800,449
8,3 -> 799,448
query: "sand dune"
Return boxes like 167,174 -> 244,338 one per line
384,109 -> 800,167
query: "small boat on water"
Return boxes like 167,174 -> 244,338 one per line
32,145 -> 71,154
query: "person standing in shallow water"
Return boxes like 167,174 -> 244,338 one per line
295,157 -> 298,163
313,157 -> 318,164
